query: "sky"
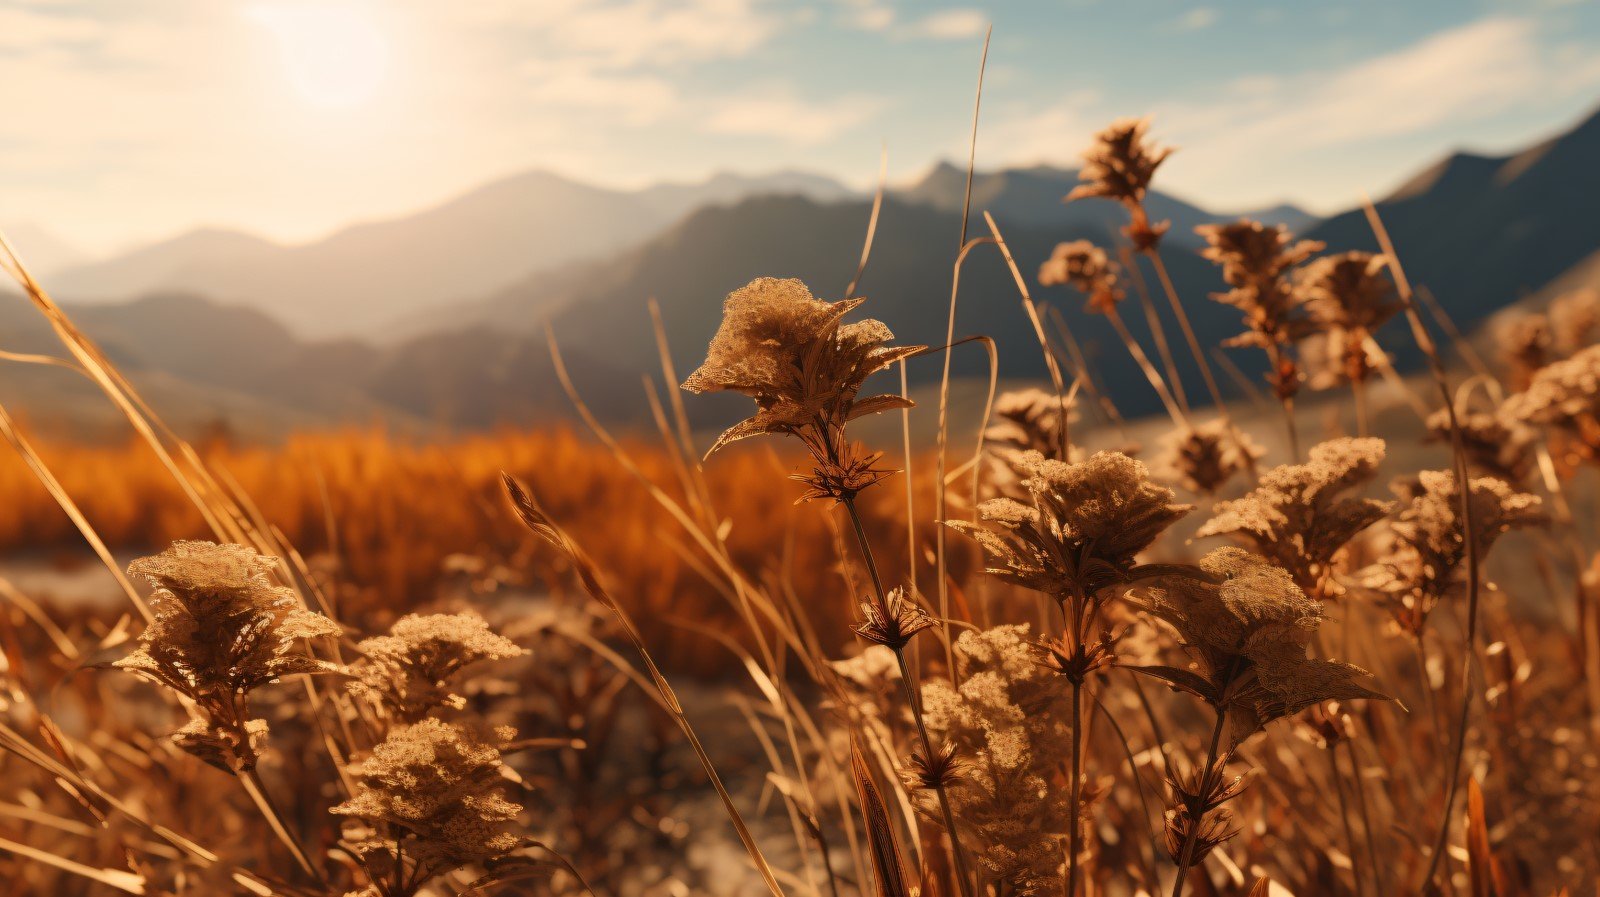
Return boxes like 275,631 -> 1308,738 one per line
4,0 -> 1600,255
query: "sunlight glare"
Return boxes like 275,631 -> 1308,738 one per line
250,4 -> 389,109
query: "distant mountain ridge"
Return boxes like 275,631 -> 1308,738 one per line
41,169 -> 858,338
10,101 -> 1600,438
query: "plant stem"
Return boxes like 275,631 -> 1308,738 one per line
1144,250 -> 1259,478
1170,706 -> 1228,897
1343,738 -> 1386,897
1067,679 -> 1084,897
239,767 -> 322,884
1328,748 -> 1363,897
841,495 -> 976,897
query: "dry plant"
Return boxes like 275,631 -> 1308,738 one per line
2,94 -> 1599,897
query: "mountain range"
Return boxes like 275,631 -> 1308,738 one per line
6,101 -> 1600,438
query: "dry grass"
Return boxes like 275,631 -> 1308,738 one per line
1,107 -> 1599,897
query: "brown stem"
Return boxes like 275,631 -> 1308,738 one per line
841,495 -> 976,897
1170,703 -> 1228,897
1067,679 -> 1084,897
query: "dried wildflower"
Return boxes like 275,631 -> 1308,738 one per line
349,612 -> 525,722
985,387 -> 1077,460
921,625 -> 1075,894
1297,251 -> 1401,388
1363,470 -> 1545,636
1196,219 -> 1324,400
1504,344 -> 1600,466
333,718 -> 523,888
1163,805 -> 1239,866
1131,547 -> 1388,744
1425,407 -> 1537,484
681,276 -> 922,501
113,540 -> 342,772
1065,118 -> 1174,249
1496,312 -> 1552,391
949,450 -> 1191,600
854,586 -> 937,651
904,741 -> 970,794
829,644 -> 902,692
1549,288 -> 1600,355
1197,437 -> 1392,599
1038,240 -> 1125,313
1155,419 -> 1263,495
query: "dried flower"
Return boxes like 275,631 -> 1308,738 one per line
985,387 -> 1077,460
1426,408 -> 1537,484
1197,438 -> 1392,599
1065,118 -> 1174,249
1131,547 -> 1388,744
1163,805 -> 1239,866
1038,241 -> 1125,313
333,718 -> 523,888
114,541 -> 343,771
1196,219 -> 1324,399
1504,344 -> 1600,466
1549,288 -> 1600,355
349,612 -> 526,722
854,586 -> 938,651
682,276 -> 922,500
1496,313 -> 1552,392
1363,470 -> 1545,636
949,450 -> 1191,599
1155,419 -> 1263,495
921,625 -> 1075,894
1297,251 -> 1401,387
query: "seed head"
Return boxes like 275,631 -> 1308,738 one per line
1038,240 -> 1124,313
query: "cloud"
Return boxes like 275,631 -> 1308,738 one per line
704,89 -> 885,144
907,8 -> 988,40
986,15 -> 1600,208
1169,7 -> 1217,31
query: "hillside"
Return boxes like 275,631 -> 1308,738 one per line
42,169 -> 856,338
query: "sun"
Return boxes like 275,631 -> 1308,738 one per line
249,3 -> 389,109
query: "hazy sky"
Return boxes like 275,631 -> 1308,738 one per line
5,0 -> 1600,254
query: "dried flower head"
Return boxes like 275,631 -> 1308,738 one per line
1496,312 -> 1552,391
1363,470 -> 1545,636
1197,438 -> 1392,599
1163,805 -> 1239,866
333,718 -> 523,886
1196,219 -> 1324,399
1038,240 -> 1125,313
349,612 -> 526,722
1297,251 -> 1401,387
1549,288 -> 1600,355
854,586 -> 938,651
986,387 -> 1077,460
1133,548 -> 1388,743
114,540 -> 343,771
921,625 -> 1075,894
681,276 -> 922,499
1426,408 -> 1538,484
949,450 -> 1191,598
1155,420 -> 1263,495
1504,344 -> 1600,466
1065,118 -> 1174,249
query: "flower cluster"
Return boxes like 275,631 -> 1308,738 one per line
1196,219 -> 1324,399
1363,471 -> 1544,636
1505,344 -> 1600,466
1131,548 -> 1387,744
349,611 -> 526,722
950,450 -> 1191,598
920,625 -> 1077,894
114,541 -> 343,771
682,276 -> 922,501
1197,438 -> 1392,599
1065,118 -> 1175,249
332,718 -> 523,887
1297,251 -> 1401,388
1038,241 -> 1125,313
1155,419 -> 1263,496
